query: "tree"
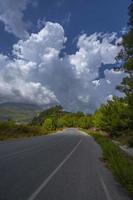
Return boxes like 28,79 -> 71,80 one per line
31,105 -> 63,125
57,115 -> 74,127
117,0 -> 133,128
93,98 -> 130,136
42,118 -> 56,131
78,116 -> 92,129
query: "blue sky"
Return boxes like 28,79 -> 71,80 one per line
0,0 -> 131,112
0,0 -> 130,54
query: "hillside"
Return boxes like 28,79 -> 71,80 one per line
0,102 -> 42,123
31,105 -> 68,125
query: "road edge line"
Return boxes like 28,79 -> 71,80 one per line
28,138 -> 82,200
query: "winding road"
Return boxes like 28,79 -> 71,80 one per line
0,129 -> 131,200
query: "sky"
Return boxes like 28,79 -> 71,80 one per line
0,0 -> 131,113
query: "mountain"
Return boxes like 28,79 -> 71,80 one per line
0,102 -> 42,123
31,105 -> 64,125
31,105 -> 84,126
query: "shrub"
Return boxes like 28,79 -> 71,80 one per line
92,133 -> 133,198
42,118 -> 56,131
93,98 -> 130,136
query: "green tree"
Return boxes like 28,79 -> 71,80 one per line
117,0 -> 133,128
93,98 -> 130,136
32,105 -> 63,126
78,116 -> 92,129
57,117 -> 65,128
43,118 -> 56,131
57,115 -> 74,127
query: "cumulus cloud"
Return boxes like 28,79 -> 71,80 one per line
70,33 -> 119,78
0,22 -> 125,112
13,22 -> 67,61
0,0 -> 31,38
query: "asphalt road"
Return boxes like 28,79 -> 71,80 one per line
0,128 -> 131,200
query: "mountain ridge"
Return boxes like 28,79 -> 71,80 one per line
0,102 -> 43,123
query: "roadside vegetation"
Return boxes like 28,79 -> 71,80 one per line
92,98 -> 133,147
0,106 -> 92,140
31,105 -> 92,129
86,6 -> 133,198
90,133 -> 133,198
91,0 -> 133,147
0,120 -> 46,141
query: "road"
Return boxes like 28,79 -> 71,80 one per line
0,128 -> 131,200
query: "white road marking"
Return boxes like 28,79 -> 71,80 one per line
28,138 -> 82,200
100,176 -> 112,200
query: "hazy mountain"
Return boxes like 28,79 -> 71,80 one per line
0,102 -> 42,123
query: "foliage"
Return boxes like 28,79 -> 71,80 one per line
92,1 -> 133,141
92,133 -> 133,198
0,105 -> 93,140
32,105 -> 92,129
0,121 -> 46,140
114,130 -> 133,146
93,98 -> 130,136
57,114 -> 92,129
117,0 -> 133,130
42,118 -> 56,131
32,105 -> 63,125
57,114 -> 78,127
78,116 -> 92,129
57,115 -> 74,127
92,1 -> 133,140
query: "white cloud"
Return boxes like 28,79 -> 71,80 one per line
13,22 -> 66,61
0,22 -> 125,112
121,26 -> 129,35
0,0 -> 31,38
70,33 -> 119,79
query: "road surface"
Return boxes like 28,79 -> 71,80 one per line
0,128 -> 131,200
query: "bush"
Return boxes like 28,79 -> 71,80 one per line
57,115 -> 78,128
0,121 -> 46,140
78,116 -> 92,129
42,118 -> 56,131
93,98 -> 130,136
92,133 -> 133,198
